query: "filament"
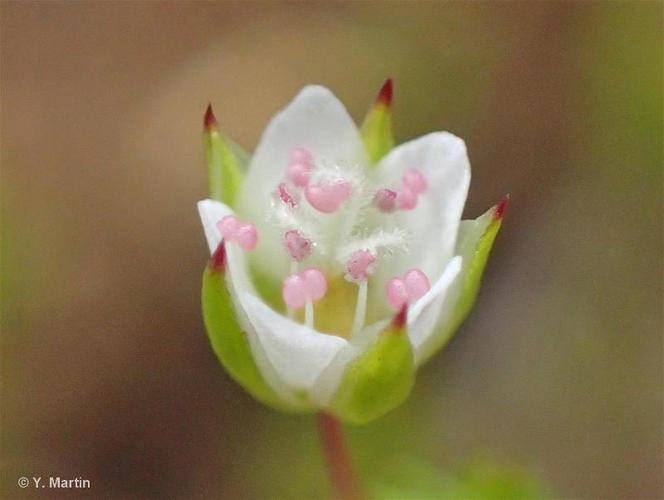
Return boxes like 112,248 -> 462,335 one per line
305,300 -> 314,329
351,281 -> 368,337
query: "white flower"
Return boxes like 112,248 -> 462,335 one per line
197,82 -> 507,423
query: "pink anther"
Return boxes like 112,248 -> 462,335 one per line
304,180 -> 352,213
373,188 -> 398,213
402,168 -> 427,194
286,162 -> 312,188
216,215 -> 258,251
277,182 -> 298,208
301,268 -> 327,301
345,249 -> 376,282
289,147 -> 314,166
282,268 -> 328,309
397,186 -> 418,210
286,147 -> 314,187
284,229 -> 312,262
282,274 -> 307,309
385,268 -> 430,309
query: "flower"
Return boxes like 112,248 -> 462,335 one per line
197,80 -> 507,424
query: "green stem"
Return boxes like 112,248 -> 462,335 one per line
317,412 -> 365,499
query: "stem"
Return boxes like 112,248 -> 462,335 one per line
317,412 -> 364,499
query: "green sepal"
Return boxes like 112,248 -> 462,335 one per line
328,311 -> 415,424
450,199 -> 507,334
419,197 -> 508,365
202,256 -> 299,413
203,105 -> 247,206
360,79 -> 395,165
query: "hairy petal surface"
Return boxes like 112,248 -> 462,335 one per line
236,86 -> 368,284
370,132 -> 471,317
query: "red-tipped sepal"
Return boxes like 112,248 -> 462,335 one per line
391,303 -> 408,331
202,103 -> 248,205
202,247 -> 303,412
376,78 -> 393,107
204,103 -> 218,130
417,195 -> 509,365
324,307 -> 414,424
208,242 -> 227,274
494,193 -> 510,220
360,78 -> 396,165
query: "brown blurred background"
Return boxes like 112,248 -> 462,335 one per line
1,1 -> 662,499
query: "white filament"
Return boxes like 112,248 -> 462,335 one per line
305,300 -> 314,329
351,281 -> 368,337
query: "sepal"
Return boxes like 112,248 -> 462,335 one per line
451,195 -> 508,332
203,104 -> 247,206
418,195 -> 508,365
327,307 -> 415,424
201,245 -> 302,412
360,79 -> 395,164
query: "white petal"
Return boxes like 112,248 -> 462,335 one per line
370,132 -> 471,316
197,199 -> 233,254
197,202 -> 295,402
236,86 -> 368,283
407,256 -> 463,363
310,319 -> 390,407
223,238 -> 348,397
239,292 -> 346,391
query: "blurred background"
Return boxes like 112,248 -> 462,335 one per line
2,1 -> 662,498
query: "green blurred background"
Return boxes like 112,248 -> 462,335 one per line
2,1 -> 662,498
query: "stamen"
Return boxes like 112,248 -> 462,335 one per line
386,278 -> 408,310
217,216 -> 258,250
281,268 -> 327,327
397,186 -> 418,210
289,147 -> 314,166
305,301 -> 314,329
286,261 -> 298,319
373,188 -> 398,213
283,273 -> 307,309
276,182 -> 298,208
345,250 -> 376,336
301,268 -> 327,301
286,162 -> 312,188
351,281 -> 368,336
284,229 -> 312,262
402,168 -> 427,194
386,268 -> 430,309
304,180 -> 352,213
270,199 -> 323,250
286,147 -> 314,187
345,249 -> 376,283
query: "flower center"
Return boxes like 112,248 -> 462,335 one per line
231,147 -> 433,338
